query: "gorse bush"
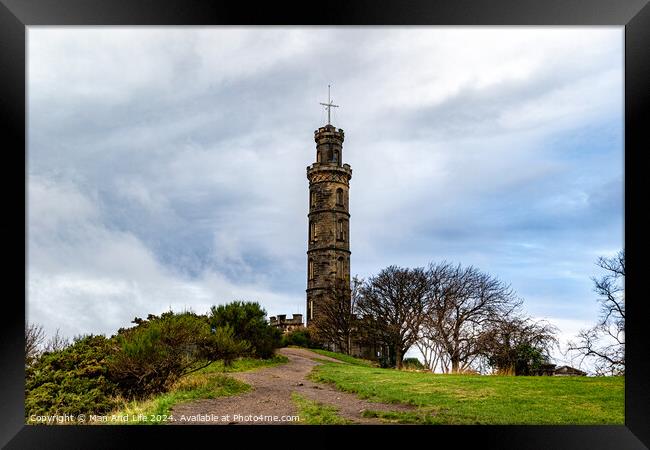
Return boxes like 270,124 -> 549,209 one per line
25,335 -> 118,419
25,303 -> 274,419
108,311 -> 249,398
209,301 -> 282,359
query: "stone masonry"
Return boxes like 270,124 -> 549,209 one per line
269,314 -> 304,334
306,125 -> 352,325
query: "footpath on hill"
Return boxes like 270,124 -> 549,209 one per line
170,347 -> 415,425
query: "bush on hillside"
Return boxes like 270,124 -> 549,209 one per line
488,343 -> 551,376
108,311 -> 249,398
281,328 -> 321,348
402,357 -> 426,370
209,301 -> 282,359
25,335 -> 118,419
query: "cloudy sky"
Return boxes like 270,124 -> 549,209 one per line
27,27 -> 623,365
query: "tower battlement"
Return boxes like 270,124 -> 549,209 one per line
314,127 -> 344,147
314,125 -> 345,136
312,125 -> 347,168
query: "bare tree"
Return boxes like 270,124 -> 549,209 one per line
356,266 -> 430,369
414,333 -> 450,373
425,262 -> 522,373
311,277 -> 362,354
44,328 -> 70,353
567,250 -> 625,375
25,323 -> 46,367
477,315 -> 558,375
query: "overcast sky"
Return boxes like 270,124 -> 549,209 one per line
27,27 -> 623,366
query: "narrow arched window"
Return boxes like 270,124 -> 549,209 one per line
310,191 -> 317,209
337,257 -> 344,279
327,149 -> 333,161
336,188 -> 344,206
310,221 -> 316,242
333,150 -> 339,163
308,259 -> 314,280
317,151 -> 322,163
337,219 -> 345,241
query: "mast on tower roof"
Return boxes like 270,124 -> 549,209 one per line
319,84 -> 339,125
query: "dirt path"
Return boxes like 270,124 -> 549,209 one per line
170,347 -> 415,425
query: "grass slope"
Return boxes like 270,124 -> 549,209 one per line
306,348 -> 377,367
308,358 -> 624,425
197,355 -> 289,374
291,393 -> 352,424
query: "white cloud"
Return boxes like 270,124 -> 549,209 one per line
27,176 -> 302,339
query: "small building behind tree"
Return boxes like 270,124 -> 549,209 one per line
553,365 -> 587,376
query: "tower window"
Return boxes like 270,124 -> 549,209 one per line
310,191 -> 317,209
333,150 -> 339,163
327,149 -> 333,161
336,188 -> 344,206
317,151 -> 322,163
337,257 -> 344,279
308,259 -> 314,280
310,221 -> 316,242
337,219 -> 346,241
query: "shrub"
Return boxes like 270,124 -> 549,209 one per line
25,335 -> 118,419
486,342 -> 553,376
402,357 -> 425,370
281,328 -> 320,348
209,301 -> 282,359
108,311 -> 249,399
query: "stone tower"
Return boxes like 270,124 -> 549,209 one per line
306,124 -> 352,325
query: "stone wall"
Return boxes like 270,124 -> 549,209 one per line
269,314 -> 304,334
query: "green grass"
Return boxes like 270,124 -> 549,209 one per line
305,348 -> 377,367
109,374 -> 250,424
291,393 -> 353,424
107,356 -> 288,425
309,362 -> 624,425
197,355 -> 289,374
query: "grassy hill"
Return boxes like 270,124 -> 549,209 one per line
306,350 -> 624,425
103,348 -> 624,425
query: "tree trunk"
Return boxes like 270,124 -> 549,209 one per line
451,357 -> 460,373
347,332 -> 351,356
395,345 -> 402,369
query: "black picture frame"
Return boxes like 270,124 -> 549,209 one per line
1,0 -> 647,448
